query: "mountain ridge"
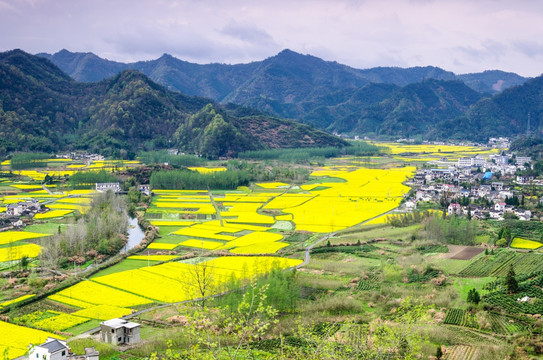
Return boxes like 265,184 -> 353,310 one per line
0,50 -> 346,157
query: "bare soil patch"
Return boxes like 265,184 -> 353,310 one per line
447,245 -> 484,260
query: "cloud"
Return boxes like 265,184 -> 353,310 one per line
1,0 -> 542,76
513,41 -> 543,58
221,21 -> 277,47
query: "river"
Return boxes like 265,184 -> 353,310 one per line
123,216 -> 145,252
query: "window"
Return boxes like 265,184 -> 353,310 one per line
62,351 -> 66,356
36,354 -> 39,358
118,337 -> 122,342
112,329 -> 114,333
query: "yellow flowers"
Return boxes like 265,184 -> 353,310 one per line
0,244 -> 41,262
54,280 -> 153,307
147,242 -> 178,250
180,239 -> 224,250
0,320 -> 61,359
510,237 -> 542,250
33,313 -> 89,331
0,294 -> 35,309
188,167 -> 227,174
91,256 -> 302,304
35,209 -> 73,219
0,231 -> 51,245
72,305 -> 132,320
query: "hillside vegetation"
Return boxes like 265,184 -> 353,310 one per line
0,50 -> 346,158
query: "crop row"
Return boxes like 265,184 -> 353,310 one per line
445,345 -> 479,360
459,251 -> 543,277
443,308 -> 478,328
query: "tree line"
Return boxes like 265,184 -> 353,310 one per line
237,141 -> 382,162
150,169 -> 251,190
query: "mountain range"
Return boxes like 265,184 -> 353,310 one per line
2,48 -> 543,154
0,50 -> 345,157
37,49 -> 535,140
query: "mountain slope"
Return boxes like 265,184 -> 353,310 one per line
0,50 -> 346,157
432,75 -> 543,141
38,50 -> 528,124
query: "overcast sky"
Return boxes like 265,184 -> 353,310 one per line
1,0 -> 542,77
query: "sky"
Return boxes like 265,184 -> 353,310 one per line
1,0 -> 543,77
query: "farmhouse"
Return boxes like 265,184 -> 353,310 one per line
447,203 -> 462,216
28,337 -> 99,360
95,182 -> 121,193
100,318 -> 141,345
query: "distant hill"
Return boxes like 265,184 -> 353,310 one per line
0,50 -> 346,157
431,75 -> 543,141
38,50 -> 529,128
295,80 -> 484,137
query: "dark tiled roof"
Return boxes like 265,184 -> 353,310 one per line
41,340 -> 67,353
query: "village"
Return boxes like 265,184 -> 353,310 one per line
406,149 -> 540,221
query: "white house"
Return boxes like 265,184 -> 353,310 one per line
100,318 -> 141,345
28,338 -> 99,360
95,183 -> 121,193
495,202 -> 506,212
448,203 -> 462,215
28,338 -> 69,360
6,204 -> 22,216
457,158 -> 472,168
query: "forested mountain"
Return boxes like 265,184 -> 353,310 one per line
38,50 -> 528,128
0,50 -> 346,157
296,80 -> 484,136
431,75 -> 543,141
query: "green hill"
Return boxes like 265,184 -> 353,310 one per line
0,50 -> 346,158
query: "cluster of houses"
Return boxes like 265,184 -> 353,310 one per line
27,318 -> 141,360
409,151 -> 537,221
446,202 -> 532,221
56,153 -> 104,162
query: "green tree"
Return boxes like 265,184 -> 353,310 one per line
505,265 -> 519,293
467,288 -> 480,305
436,346 -> 443,359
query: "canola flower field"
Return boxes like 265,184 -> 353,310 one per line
0,144 -> 510,353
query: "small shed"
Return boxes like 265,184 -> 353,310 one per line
100,318 -> 141,345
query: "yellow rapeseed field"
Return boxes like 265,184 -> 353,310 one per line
72,305 -> 132,320
147,243 -> 178,250
0,243 -> 41,262
33,313 -> 89,331
0,231 -> 51,245
180,239 -> 224,250
34,209 -> 73,219
55,280 -> 153,307
0,320 -> 61,358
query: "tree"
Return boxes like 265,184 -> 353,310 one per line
180,261 -> 217,308
505,265 -> 519,293
19,255 -> 29,270
436,346 -> 444,359
496,238 -> 508,247
467,288 -> 480,305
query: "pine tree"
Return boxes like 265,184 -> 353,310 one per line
505,265 -> 519,293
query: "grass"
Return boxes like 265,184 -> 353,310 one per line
65,319 -> 101,336
25,222 -> 69,234
334,224 -> 420,244
157,226 -> 185,236
431,258 -> 470,275
154,234 -> 190,244
451,277 -> 495,306
68,338 -> 119,359
89,259 -> 160,278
